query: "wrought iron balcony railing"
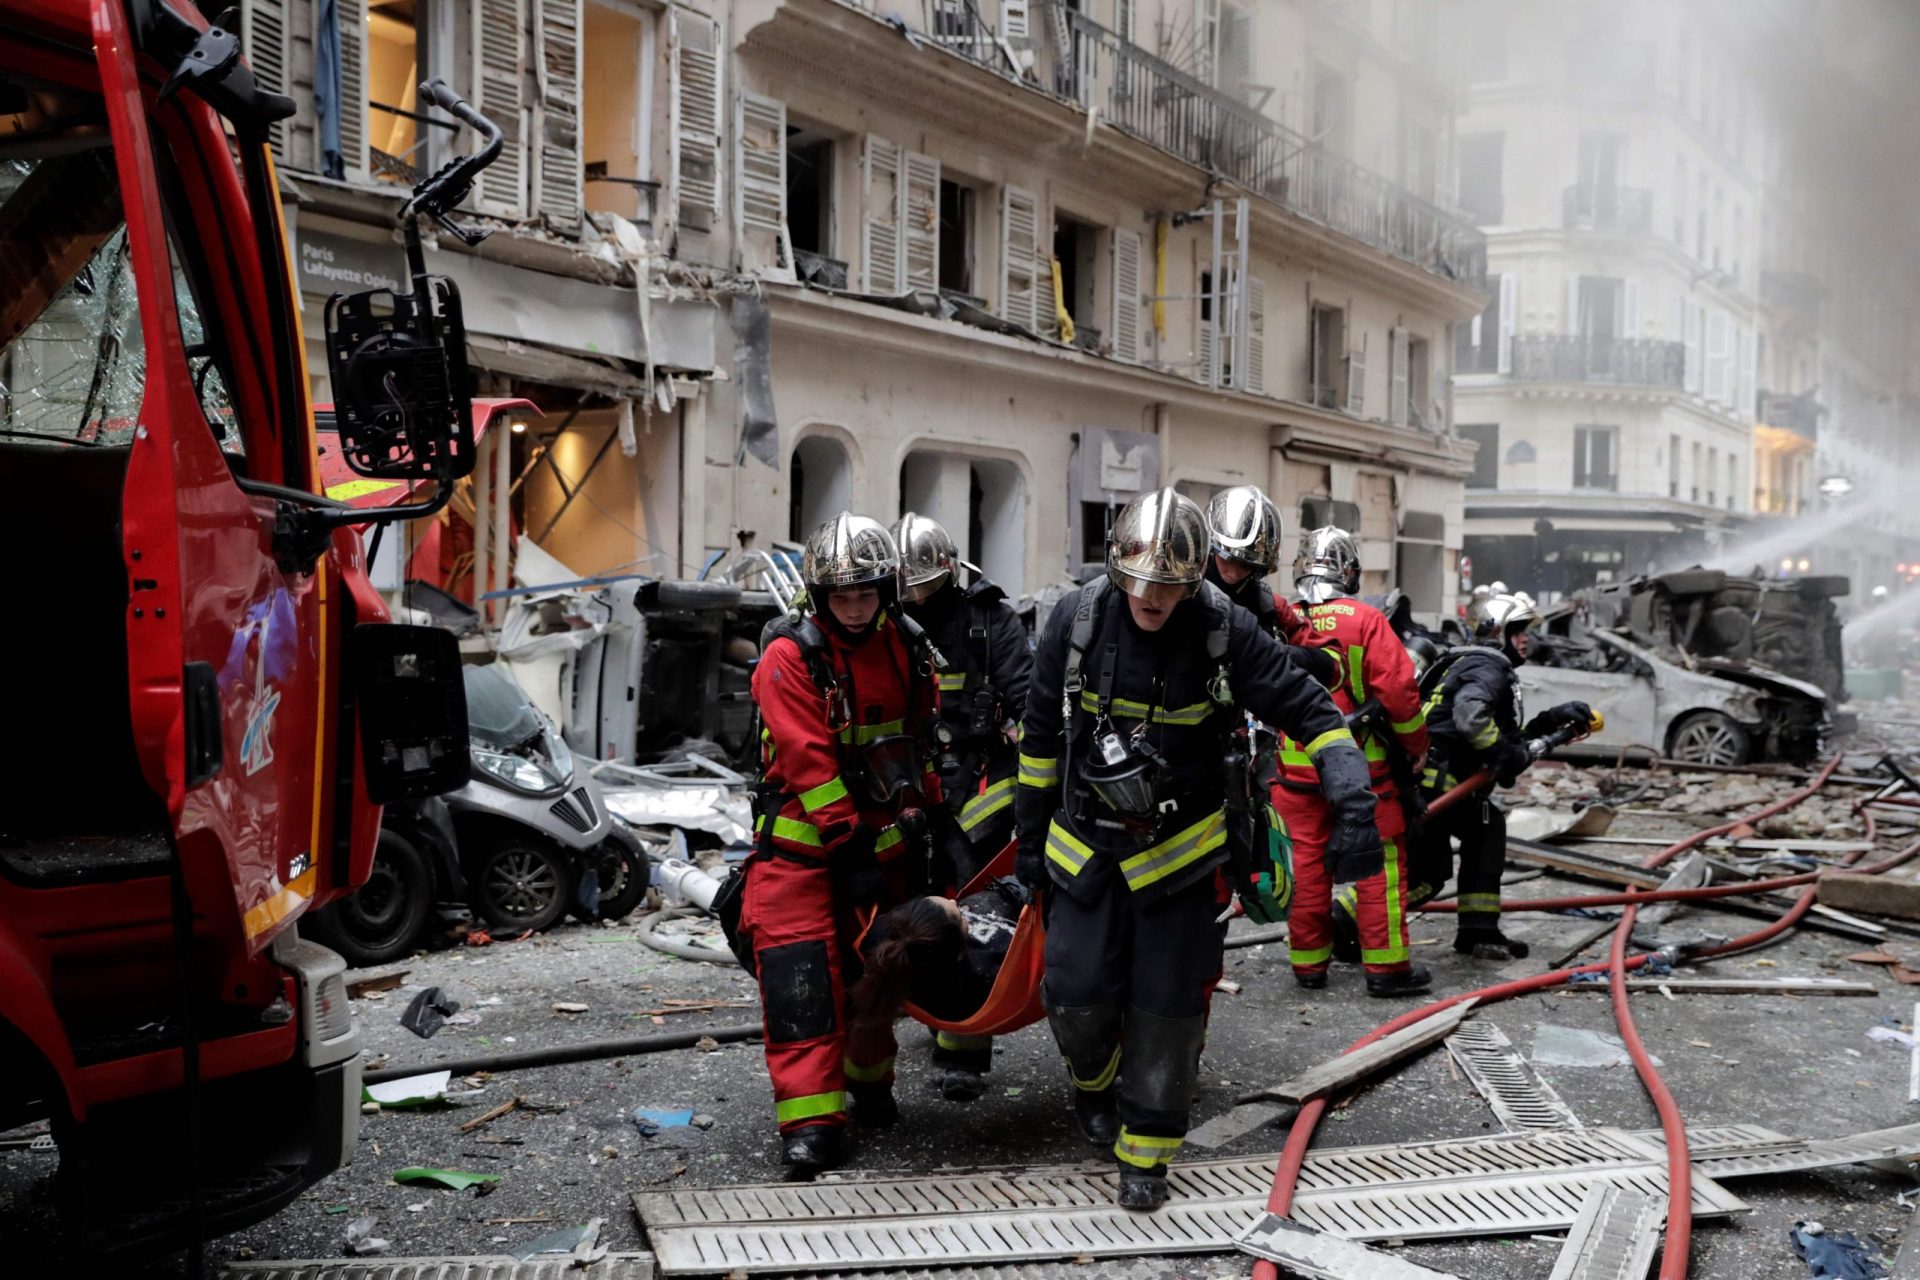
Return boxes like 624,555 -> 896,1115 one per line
866,0 -> 1486,289
1510,335 -> 1685,388
1563,184 -> 1652,234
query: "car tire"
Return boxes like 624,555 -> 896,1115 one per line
302,830 -> 433,967
575,838 -> 649,922
1667,711 -> 1751,767
1654,569 -> 1726,597
467,838 -> 577,934
655,580 -> 743,611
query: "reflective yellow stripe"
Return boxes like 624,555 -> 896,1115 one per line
1045,819 -> 1094,876
756,814 -> 825,847
1390,707 -> 1428,734
874,826 -> 905,854
797,776 -> 849,813
1290,943 -> 1333,966
1078,691 -> 1215,725
937,672 -> 968,691
1347,642 -> 1367,704
959,776 -> 1016,831
1469,721 -> 1500,749
1332,885 -> 1358,918
1018,752 -> 1061,788
775,1091 -> 846,1125
936,1031 -> 992,1052
1364,838 -> 1408,966
1119,810 -> 1227,891
839,718 -> 907,745
1071,1045 -> 1121,1092
1302,727 -> 1356,757
1114,1128 -> 1182,1168
843,1056 -> 895,1083
1457,892 -> 1503,914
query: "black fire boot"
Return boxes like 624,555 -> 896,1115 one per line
1116,1164 -> 1170,1211
1072,1087 -> 1120,1148
781,1124 -> 847,1174
848,1082 -> 899,1128
1330,899 -> 1362,965
1292,970 -> 1329,990
1365,965 -> 1434,998
1454,927 -> 1530,960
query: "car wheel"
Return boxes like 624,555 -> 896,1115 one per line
467,839 -> 577,934
583,838 -> 649,922
1667,711 -> 1751,767
302,830 -> 433,966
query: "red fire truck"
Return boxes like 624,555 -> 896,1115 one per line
1,0 -> 496,1260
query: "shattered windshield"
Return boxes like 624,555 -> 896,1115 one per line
463,664 -> 544,751
0,147 -> 236,449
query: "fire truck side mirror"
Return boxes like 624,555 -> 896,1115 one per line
350,623 -> 471,803
322,280 -> 477,485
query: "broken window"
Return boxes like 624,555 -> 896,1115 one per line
366,0 -> 423,183
1053,214 -> 1101,344
1459,424 -> 1499,488
582,1 -> 655,225
785,130 -> 834,260
938,178 -> 976,297
1310,303 -> 1346,409
1573,425 -> 1618,491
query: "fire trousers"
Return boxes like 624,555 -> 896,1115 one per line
1275,783 -> 1410,977
739,852 -> 900,1134
1042,869 -> 1226,1172
1411,792 -> 1507,935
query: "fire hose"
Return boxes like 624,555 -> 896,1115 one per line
1250,753 -> 1874,1280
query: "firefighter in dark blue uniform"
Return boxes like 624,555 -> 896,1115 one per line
1013,489 -> 1381,1210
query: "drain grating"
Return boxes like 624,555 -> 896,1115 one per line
1639,1121 -> 1920,1179
1546,1186 -> 1660,1280
637,1128 -> 1748,1275
1237,1213 -> 1462,1278
1445,1021 -> 1584,1132
222,1257 -> 656,1280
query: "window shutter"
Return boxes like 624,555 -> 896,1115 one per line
1683,296 -> 1702,393
1111,228 -> 1143,363
1430,339 -> 1448,428
336,0 -> 368,181
1497,273 -> 1517,374
903,151 -> 941,291
1345,330 -> 1368,415
473,0 -> 529,218
1564,274 -> 1580,335
1623,277 -> 1640,337
1002,0 -> 1030,39
670,9 -> 721,233
240,0 -> 295,163
1035,249 -> 1059,339
862,135 -> 904,294
1706,309 -> 1731,404
1195,0 -> 1221,84
1000,185 -> 1038,329
1245,275 -> 1266,394
736,92 -> 791,276
1388,326 -> 1410,425
534,0 -> 583,231
1736,323 -> 1757,420
1197,300 -> 1214,384
1225,4 -> 1253,95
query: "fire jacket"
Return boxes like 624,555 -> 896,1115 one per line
751,614 -> 943,861
1015,580 -> 1358,902
906,579 -> 1032,838
1278,596 -> 1429,786
1419,647 -> 1523,794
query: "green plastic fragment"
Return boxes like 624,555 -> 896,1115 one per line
392,1166 -> 503,1191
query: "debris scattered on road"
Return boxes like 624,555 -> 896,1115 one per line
695,1035 -> 722,1052
691,1114 -> 716,1130
1532,1024 -> 1662,1069
509,1216 -> 607,1262
401,986 -> 462,1039
457,1096 -> 524,1133
552,1001 -> 591,1013
631,1107 -> 696,1135
391,1166 -> 503,1192
346,968 -> 411,998
1788,1219 -> 1892,1279
363,1070 -> 452,1108
343,1214 -> 389,1256
1215,978 -> 1243,995
1246,999 -> 1478,1105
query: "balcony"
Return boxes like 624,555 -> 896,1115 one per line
1510,335 -> 1685,388
868,0 -> 1485,289
1759,389 -> 1823,442
1562,184 -> 1652,234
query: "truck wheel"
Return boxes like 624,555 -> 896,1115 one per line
1667,711 -> 1751,767
303,830 -> 432,967
572,838 -> 649,922
468,839 -> 577,934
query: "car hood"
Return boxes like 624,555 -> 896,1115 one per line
1692,657 -> 1830,706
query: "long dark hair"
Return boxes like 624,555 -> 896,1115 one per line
850,897 -> 960,1024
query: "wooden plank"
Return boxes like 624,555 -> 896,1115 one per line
1820,872 -> 1920,921
1244,999 -> 1479,1105
1561,978 -> 1875,996
1729,838 -> 1878,854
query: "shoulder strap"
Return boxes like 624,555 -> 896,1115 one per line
765,614 -> 839,696
965,593 -> 994,686
1195,580 -> 1234,707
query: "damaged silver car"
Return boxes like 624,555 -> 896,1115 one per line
1523,626 -> 1832,766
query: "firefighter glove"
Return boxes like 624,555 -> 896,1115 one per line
1315,742 -> 1384,883
1293,643 -> 1339,691
1015,833 -> 1048,892
1524,700 -> 1593,739
1492,736 -> 1533,787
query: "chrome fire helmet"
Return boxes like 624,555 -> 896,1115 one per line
1293,526 -> 1362,604
1206,485 -> 1284,574
801,513 -> 900,605
1106,488 -> 1210,600
1467,589 -> 1540,661
891,511 -> 960,603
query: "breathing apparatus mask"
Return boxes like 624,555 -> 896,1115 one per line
1081,720 -> 1167,821
857,733 -> 927,807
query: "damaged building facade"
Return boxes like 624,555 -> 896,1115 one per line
248,0 -> 1486,615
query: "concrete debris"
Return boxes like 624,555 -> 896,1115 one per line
1532,1025 -> 1662,1070
1236,1212 -> 1465,1278
1246,999 -> 1478,1104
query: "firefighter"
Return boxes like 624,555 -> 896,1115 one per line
740,513 -> 945,1172
891,511 -> 1032,1100
1015,488 -> 1381,1211
1411,590 -> 1590,960
1275,527 -> 1432,997
1203,485 -> 1340,686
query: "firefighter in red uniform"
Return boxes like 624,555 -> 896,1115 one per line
1275,527 -> 1434,997
740,513 -> 945,1172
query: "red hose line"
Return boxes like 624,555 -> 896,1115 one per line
1608,900 -> 1692,1279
